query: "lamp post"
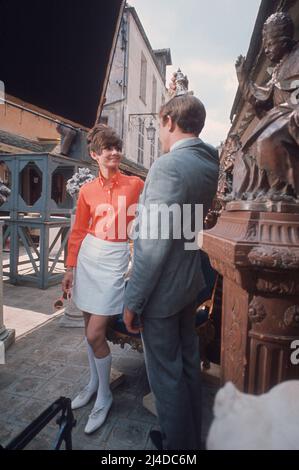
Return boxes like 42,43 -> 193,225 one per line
128,113 -> 158,142
146,121 -> 156,142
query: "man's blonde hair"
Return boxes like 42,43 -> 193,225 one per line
159,94 -> 206,136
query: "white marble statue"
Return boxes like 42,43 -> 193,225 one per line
207,380 -> 299,450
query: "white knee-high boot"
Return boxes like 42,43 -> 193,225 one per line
84,353 -> 113,434
71,338 -> 98,410
85,338 -> 99,391
93,353 -> 113,410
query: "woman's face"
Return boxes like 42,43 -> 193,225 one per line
91,145 -> 122,170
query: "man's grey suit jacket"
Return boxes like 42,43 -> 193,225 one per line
124,137 -> 219,318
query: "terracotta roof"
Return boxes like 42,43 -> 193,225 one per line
0,130 -> 57,154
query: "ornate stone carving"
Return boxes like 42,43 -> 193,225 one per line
203,207 -> 299,392
229,12 -> 299,211
226,299 -> 245,386
248,246 -> 299,269
218,133 -> 242,204
167,68 -> 193,100
202,11 -> 299,394
220,287 -> 250,390
248,298 -> 267,324
106,324 -> 144,353
244,222 -> 257,241
284,305 -> 299,328
256,278 -> 299,295
208,258 -> 240,284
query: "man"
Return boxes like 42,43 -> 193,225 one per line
123,93 -> 219,450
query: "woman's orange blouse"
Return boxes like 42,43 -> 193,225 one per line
66,172 -> 144,267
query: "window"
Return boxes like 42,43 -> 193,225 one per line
99,115 -> 108,125
139,52 -> 147,104
150,135 -> 155,166
152,75 -> 157,113
137,118 -> 144,165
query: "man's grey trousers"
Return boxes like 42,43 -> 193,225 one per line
142,303 -> 202,450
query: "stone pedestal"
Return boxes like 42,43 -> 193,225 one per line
59,298 -> 85,328
202,210 -> 299,394
60,212 -> 85,328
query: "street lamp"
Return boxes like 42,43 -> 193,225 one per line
129,113 -> 158,142
146,121 -> 156,142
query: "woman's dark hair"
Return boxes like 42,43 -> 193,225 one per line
87,124 -> 122,155
159,94 -> 206,136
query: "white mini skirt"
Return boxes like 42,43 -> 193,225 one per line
72,234 -> 130,316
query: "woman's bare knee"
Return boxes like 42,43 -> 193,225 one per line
86,329 -> 105,347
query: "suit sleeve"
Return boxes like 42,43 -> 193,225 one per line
124,159 -> 186,315
138,177 -> 145,194
65,188 -> 91,267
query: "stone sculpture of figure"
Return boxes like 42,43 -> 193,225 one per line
207,380 -> 299,450
218,133 -> 242,201
235,12 -> 299,203
168,69 -> 192,100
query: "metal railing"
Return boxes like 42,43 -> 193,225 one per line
0,397 -> 76,450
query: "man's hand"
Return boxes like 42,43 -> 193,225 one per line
123,307 -> 143,334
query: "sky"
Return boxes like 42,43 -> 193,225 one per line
129,0 -> 261,146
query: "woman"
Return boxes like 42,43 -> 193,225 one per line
62,124 -> 144,434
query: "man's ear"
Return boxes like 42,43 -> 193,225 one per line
168,116 -> 176,133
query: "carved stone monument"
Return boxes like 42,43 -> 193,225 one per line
202,12 -> 299,393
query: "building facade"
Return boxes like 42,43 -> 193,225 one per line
102,6 -> 172,170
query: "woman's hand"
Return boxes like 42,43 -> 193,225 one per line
62,269 -> 73,296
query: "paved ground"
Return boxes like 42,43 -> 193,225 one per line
1,281 -> 218,450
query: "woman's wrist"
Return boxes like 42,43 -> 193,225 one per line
66,267 -> 74,272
